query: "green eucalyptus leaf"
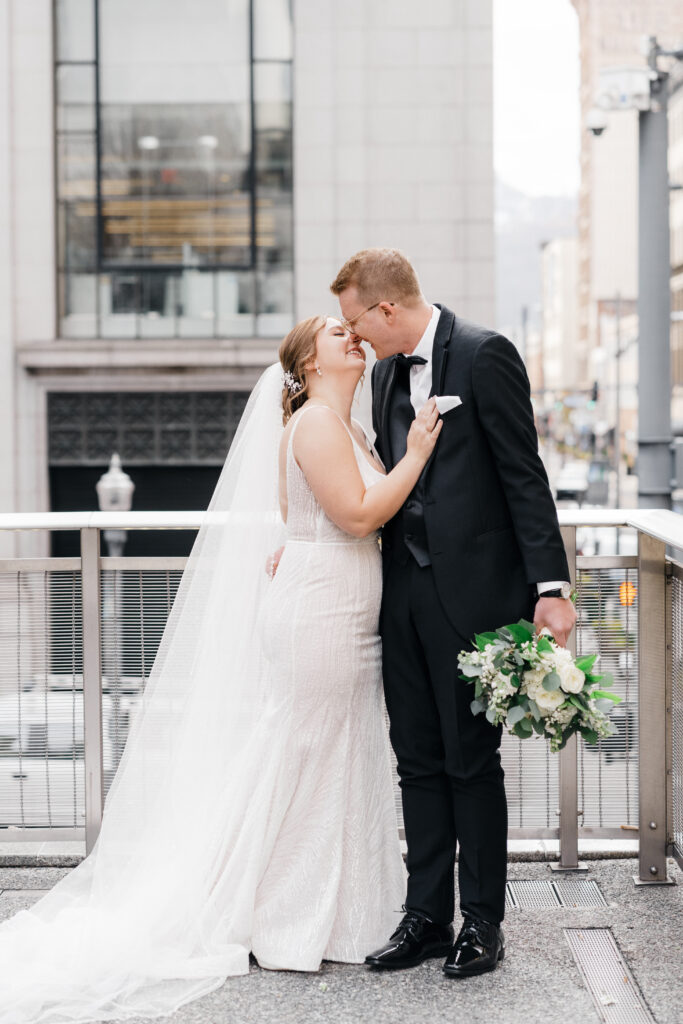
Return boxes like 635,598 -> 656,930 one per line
485,706 -> 497,725
461,663 -> 482,677
507,705 -> 527,726
537,636 -> 553,653
475,632 -> 499,651
513,718 -> 533,738
542,671 -> 561,692
470,699 -> 485,716
596,672 -> 614,689
594,699 -> 611,714
575,654 -> 597,673
592,690 -> 621,703
527,698 -> 541,722
581,728 -> 599,746
506,623 -> 533,644
518,618 -> 536,635
531,717 -> 546,735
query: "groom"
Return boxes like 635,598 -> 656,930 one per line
330,248 -> 575,977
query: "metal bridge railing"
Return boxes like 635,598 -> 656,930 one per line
0,509 -> 680,886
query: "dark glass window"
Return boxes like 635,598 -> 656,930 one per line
55,0 -> 293,339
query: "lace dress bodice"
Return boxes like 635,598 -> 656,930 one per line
285,405 -> 385,545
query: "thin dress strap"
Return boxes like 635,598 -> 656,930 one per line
288,405 -> 383,476
288,403 -> 353,448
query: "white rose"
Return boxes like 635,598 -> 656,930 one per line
522,668 -> 566,716
559,662 -> 585,694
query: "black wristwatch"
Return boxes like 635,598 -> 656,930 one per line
538,582 -> 572,600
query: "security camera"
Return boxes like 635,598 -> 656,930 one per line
586,107 -> 608,137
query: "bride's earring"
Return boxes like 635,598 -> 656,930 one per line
316,366 -> 322,376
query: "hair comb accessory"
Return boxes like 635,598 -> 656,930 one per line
283,369 -> 303,395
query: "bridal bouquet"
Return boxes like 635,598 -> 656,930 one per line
458,620 -> 621,753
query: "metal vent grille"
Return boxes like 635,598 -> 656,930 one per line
506,880 -> 560,909
507,879 -> 606,909
553,879 -> 607,908
565,928 -> 655,1023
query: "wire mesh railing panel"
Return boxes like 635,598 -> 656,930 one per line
576,566 -> 639,829
501,733 -> 559,829
0,570 -> 84,828
671,572 -> 683,862
100,569 -> 183,796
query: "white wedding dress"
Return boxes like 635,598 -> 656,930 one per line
0,367 -> 406,1024
256,404 -> 406,968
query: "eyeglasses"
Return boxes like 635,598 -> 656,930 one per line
340,301 -> 381,334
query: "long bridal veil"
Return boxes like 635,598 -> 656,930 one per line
0,363 -> 290,1024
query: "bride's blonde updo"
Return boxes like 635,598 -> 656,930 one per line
278,315 -> 327,425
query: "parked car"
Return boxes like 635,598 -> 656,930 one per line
555,460 -> 589,504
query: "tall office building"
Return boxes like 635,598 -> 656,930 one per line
571,0 -> 683,389
0,0 -> 494,556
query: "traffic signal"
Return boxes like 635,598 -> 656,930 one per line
619,581 -> 637,607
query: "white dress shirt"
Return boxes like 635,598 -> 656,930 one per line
407,304 -> 441,415
406,304 -> 567,598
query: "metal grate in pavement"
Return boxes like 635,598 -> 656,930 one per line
565,928 -> 655,1024
553,879 -> 607,907
506,880 -> 561,909
506,879 -> 606,909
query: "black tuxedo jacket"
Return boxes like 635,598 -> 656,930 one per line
371,305 -> 570,640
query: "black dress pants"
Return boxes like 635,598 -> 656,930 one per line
380,556 -> 508,926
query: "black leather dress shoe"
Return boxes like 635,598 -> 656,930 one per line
443,915 -> 505,978
365,908 -> 455,970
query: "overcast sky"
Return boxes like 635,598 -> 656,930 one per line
493,0 -> 581,198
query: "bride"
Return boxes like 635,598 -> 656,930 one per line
0,315 -> 441,1023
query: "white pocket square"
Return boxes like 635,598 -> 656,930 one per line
434,395 -> 462,414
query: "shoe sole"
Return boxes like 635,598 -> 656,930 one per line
442,946 -> 505,978
365,942 -> 455,971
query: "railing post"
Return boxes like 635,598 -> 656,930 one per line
81,527 -> 104,854
635,531 -> 674,884
552,525 -> 586,871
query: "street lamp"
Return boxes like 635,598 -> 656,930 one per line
587,38 -> 683,510
96,453 -> 135,556
96,454 -> 134,783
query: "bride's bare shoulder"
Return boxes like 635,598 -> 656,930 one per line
280,403 -> 342,459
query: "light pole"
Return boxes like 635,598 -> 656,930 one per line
96,453 -> 135,556
96,454 -> 135,782
586,38 -> 683,509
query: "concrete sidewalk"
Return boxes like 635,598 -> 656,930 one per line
0,857 -> 681,1024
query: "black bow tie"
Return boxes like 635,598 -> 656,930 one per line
395,353 -> 427,370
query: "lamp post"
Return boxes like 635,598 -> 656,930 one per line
95,454 -> 134,782
96,453 -> 135,556
586,38 -> 683,509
